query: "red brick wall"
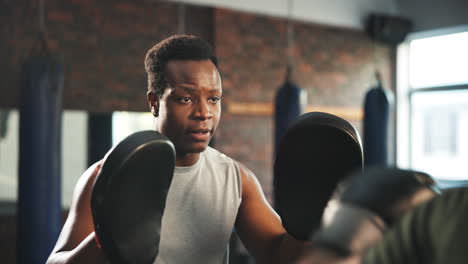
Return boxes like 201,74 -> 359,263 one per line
0,214 -> 16,263
0,0 -> 214,112
214,9 -> 394,201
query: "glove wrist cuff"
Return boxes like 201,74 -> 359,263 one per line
312,202 -> 386,256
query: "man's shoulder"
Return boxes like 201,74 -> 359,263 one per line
203,146 -> 234,163
203,147 -> 257,180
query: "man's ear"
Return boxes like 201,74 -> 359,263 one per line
147,90 -> 159,117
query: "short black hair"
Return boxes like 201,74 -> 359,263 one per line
144,35 -> 217,99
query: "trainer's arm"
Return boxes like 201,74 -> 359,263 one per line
47,162 -> 108,264
234,163 -> 308,264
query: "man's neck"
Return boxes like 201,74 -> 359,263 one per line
175,152 -> 200,167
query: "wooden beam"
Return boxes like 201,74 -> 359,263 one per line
305,105 -> 363,121
227,102 -> 273,116
226,102 -> 363,121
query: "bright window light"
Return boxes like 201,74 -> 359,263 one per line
410,90 -> 468,181
409,31 -> 468,88
112,111 -> 154,146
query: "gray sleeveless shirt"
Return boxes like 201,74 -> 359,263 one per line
154,147 -> 242,264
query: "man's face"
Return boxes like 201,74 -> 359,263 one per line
148,59 -> 222,155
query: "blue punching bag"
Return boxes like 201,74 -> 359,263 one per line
17,52 -> 64,263
363,77 -> 392,167
274,71 -> 304,154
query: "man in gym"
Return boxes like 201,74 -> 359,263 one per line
47,35 -> 305,264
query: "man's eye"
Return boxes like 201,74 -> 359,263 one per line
178,97 -> 192,103
209,97 -> 221,103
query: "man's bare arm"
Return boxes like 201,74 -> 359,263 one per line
234,162 -> 307,264
46,162 -> 108,264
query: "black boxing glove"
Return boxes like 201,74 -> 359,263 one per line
311,167 -> 439,257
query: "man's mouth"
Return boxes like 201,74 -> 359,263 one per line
188,129 -> 211,141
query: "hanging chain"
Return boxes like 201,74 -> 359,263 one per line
39,0 -> 45,33
178,2 -> 186,35
287,0 -> 294,68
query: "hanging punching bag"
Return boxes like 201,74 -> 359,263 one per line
274,72 -> 305,154
17,51 -> 64,264
363,77 -> 392,167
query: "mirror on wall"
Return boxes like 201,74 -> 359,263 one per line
0,109 -> 88,213
0,109 -> 155,214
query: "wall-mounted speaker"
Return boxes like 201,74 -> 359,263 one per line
365,14 -> 413,45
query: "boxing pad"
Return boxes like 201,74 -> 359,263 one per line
311,167 -> 439,256
91,130 -> 175,264
274,112 -> 363,240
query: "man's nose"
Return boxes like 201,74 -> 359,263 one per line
193,100 -> 213,120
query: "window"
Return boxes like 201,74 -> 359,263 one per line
409,31 -> 468,88
112,111 -> 154,146
397,26 -> 468,187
